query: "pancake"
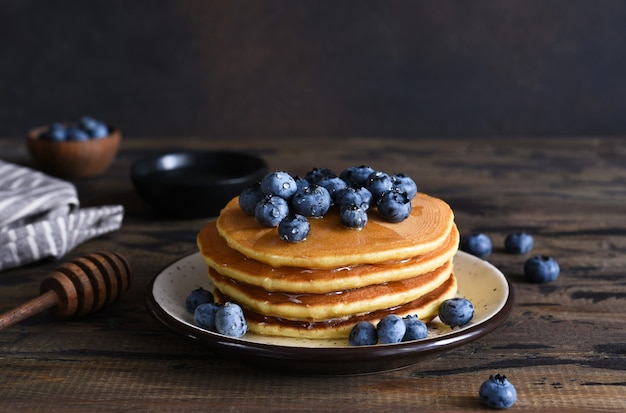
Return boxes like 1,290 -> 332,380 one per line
198,220 -> 459,293
216,192 -> 455,269
208,260 -> 453,320
214,273 -> 458,339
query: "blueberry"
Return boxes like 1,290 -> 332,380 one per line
278,213 -> 310,243
238,182 -> 265,215
79,116 -> 100,131
40,122 -> 66,141
290,184 -> 331,217
89,122 -> 109,138
524,255 -> 560,283
339,165 -> 375,187
391,173 -> 418,200
460,233 -> 492,258
438,297 -> 474,328
215,302 -> 248,338
348,321 -> 378,346
377,190 -> 412,222
304,167 -> 336,185
261,171 -> 298,199
377,314 -> 406,344
504,232 -> 534,254
254,195 -> 289,227
318,176 -> 349,203
366,171 -> 393,201
402,315 -> 428,341
185,287 -> 214,313
294,175 -> 310,191
193,302 -> 221,331
354,186 -> 373,210
336,187 -> 365,211
65,125 -> 90,141
340,204 -> 368,229
479,374 -> 517,409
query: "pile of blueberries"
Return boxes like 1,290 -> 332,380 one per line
185,288 -> 247,338
238,166 -> 418,242
38,116 -> 110,142
461,231 -> 560,283
349,296 -> 474,346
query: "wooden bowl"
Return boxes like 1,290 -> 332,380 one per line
27,125 -> 121,179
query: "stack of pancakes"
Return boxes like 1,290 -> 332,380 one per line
197,192 -> 459,339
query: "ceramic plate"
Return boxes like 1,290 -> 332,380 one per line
145,251 -> 514,375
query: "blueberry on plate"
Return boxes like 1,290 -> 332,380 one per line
438,297 -> 474,328
460,233 -> 492,258
479,374 -> 517,409
290,184 -> 331,217
524,255 -> 560,283
261,171 -> 298,199
376,314 -> 406,344
185,287 -> 214,313
278,213 -> 310,243
215,303 -> 248,338
504,232 -> 534,254
340,204 -> 368,229
254,195 -> 289,227
377,190 -> 412,223
348,321 -> 378,346
193,302 -> 221,331
402,315 -> 428,341
239,182 -> 265,215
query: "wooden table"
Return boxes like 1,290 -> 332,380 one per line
1,136 -> 625,412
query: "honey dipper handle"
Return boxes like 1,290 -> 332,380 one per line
0,290 -> 59,330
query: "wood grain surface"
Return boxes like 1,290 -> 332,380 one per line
0,136 -> 625,412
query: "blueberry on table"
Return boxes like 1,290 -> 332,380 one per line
215,303 -> 248,338
254,195 -> 289,227
339,165 -> 375,188
348,321 -> 378,346
185,287 -> 214,313
238,182 -> 266,215
479,374 -> 517,409
402,315 -> 428,341
261,171 -> 298,199
193,302 -> 221,331
290,184 -> 331,217
438,297 -> 474,328
524,255 -> 560,283
340,204 -> 368,229
377,190 -> 412,223
504,232 -> 534,254
278,214 -> 310,243
460,233 -> 492,258
377,314 -> 406,344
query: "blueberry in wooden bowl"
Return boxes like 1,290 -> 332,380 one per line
130,151 -> 268,219
27,116 -> 121,179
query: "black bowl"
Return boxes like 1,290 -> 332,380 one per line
130,151 -> 268,219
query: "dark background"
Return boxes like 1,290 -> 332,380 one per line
2,0 -> 626,139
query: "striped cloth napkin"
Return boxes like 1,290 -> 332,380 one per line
0,160 -> 124,271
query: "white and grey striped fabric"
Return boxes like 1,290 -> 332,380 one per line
0,160 -> 124,271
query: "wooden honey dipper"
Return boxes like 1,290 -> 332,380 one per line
0,252 -> 132,330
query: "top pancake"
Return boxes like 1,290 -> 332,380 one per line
216,192 -> 455,269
